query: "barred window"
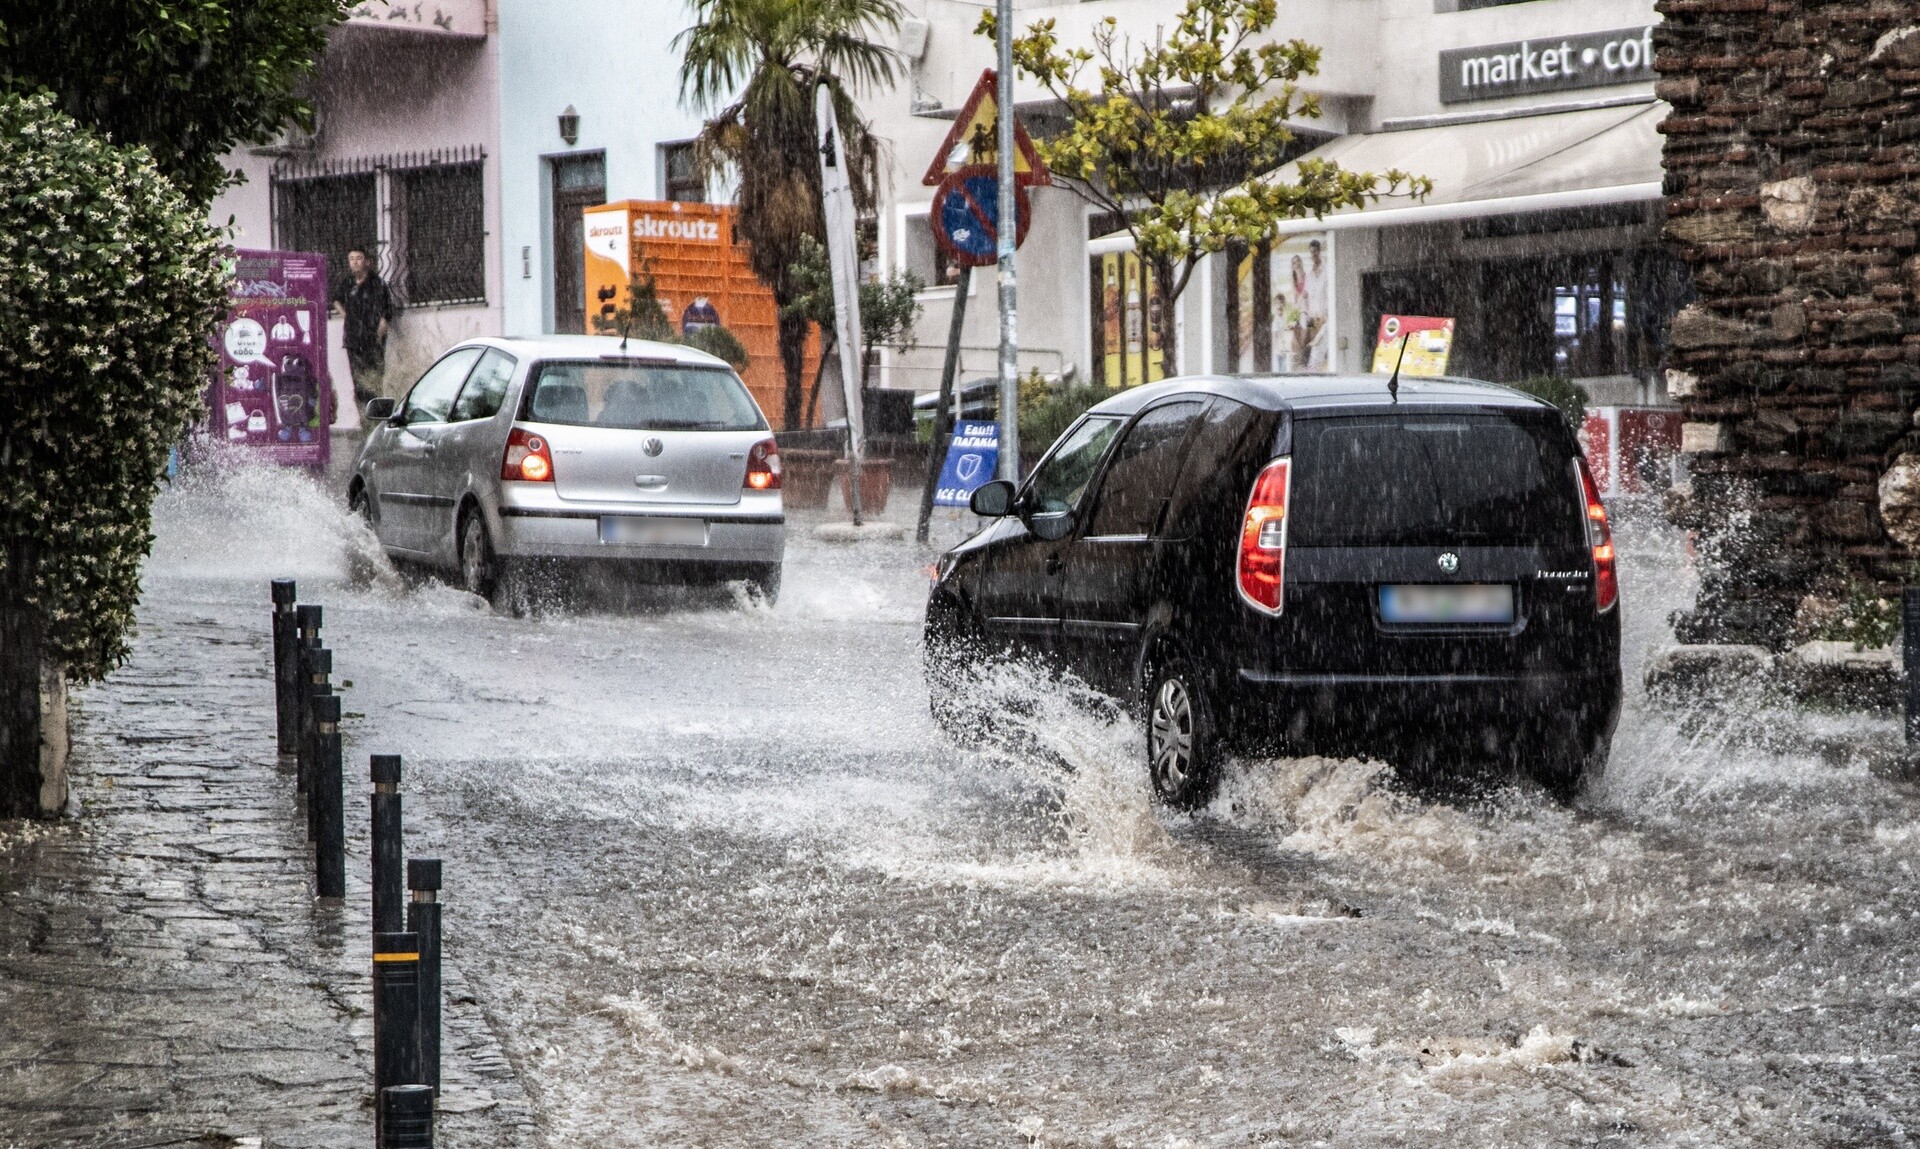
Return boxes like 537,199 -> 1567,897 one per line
272,147 -> 486,308
272,173 -> 376,292
397,161 -> 485,305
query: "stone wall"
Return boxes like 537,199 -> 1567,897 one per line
1657,0 -> 1920,646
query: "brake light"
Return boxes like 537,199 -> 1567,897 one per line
745,437 -> 781,491
502,428 -> 554,482
1237,457 -> 1291,615
1577,457 -> 1617,612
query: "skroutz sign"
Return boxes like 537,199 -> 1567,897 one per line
1439,26 -> 1655,104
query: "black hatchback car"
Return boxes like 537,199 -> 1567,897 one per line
923,374 -> 1621,806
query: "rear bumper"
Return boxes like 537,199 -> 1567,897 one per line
1222,667 -> 1621,753
495,508 -> 784,565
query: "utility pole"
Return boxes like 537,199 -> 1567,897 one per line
994,0 -> 1020,481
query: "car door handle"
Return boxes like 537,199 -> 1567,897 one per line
1045,553 -> 1063,575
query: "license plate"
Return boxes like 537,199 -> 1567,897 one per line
1379,583 -> 1514,624
598,516 -> 709,547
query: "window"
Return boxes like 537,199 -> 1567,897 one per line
272,172 -> 377,297
401,347 -> 483,425
272,148 -> 487,308
1026,416 -> 1123,514
1289,413 -> 1582,548
521,361 -> 766,431
1087,401 -> 1204,537
449,349 -> 517,422
397,161 -> 486,305
903,212 -> 963,288
662,142 -> 705,203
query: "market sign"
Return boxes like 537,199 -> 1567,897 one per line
1439,26 -> 1654,105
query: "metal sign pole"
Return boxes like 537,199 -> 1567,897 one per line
994,4 -> 1020,481
917,263 -> 974,543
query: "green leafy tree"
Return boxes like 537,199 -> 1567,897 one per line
0,0 -> 346,204
980,0 -> 1429,367
0,93 -> 229,817
782,235 -> 923,421
677,0 -> 901,429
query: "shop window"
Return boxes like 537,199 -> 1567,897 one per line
902,213 -> 962,288
661,142 -> 705,203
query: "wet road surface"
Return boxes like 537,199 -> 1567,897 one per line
66,465 -> 1920,1145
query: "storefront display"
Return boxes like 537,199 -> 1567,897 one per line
209,250 -> 331,466
1089,250 -> 1164,388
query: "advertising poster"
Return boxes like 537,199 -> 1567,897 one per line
1371,314 -> 1455,377
934,420 -> 1001,507
1093,251 -> 1164,388
1271,235 -> 1332,373
1233,233 -> 1333,373
210,250 -> 331,466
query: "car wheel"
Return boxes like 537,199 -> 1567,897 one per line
744,562 -> 781,605
925,596 -> 988,742
1147,653 -> 1219,810
459,511 -> 498,600
1532,722 -> 1609,804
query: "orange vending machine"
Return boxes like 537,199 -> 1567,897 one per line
582,199 -> 813,424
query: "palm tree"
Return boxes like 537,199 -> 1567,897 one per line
677,0 -> 901,430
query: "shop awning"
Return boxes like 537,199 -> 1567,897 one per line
1085,100 -> 1666,251
1269,100 -> 1666,235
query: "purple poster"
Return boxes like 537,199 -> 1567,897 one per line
210,249 -> 331,466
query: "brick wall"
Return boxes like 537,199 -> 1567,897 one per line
1657,0 -> 1920,646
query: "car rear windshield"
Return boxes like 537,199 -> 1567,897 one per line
521,360 -> 766,431
1288,412 -> 1583,547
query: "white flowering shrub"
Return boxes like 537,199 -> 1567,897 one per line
0,92 -> 229,685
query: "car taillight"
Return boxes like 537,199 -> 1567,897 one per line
1237,457 -> 1291,615
1577,456 -> 1617,612
745,437 -> 781,491
502,427 -> 554,482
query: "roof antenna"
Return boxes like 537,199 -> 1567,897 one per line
1386,333 -> 1410,402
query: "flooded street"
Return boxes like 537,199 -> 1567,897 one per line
112,467 -> 1920,1147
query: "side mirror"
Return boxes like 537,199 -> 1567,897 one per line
365,397 -> 398,422
969,479 -> 1016,518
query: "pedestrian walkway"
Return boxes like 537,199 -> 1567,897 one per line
0,610 -> 538,1148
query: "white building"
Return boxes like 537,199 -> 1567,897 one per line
868,0 -> 1673,406
212,0 -> 711,418
215,0 -> 1674,424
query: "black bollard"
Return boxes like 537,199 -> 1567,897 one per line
407,858 -> 443,1094
301,646 -> 332,803
378,1084 -> 435,1148
372,931 -> 422,1144
1905,587 -> 1920,746
314,695 -> 346,899
271,580 -> 297,754
371,755 -> 405,936
289,606 -> 321,771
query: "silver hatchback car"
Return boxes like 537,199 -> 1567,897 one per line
349,335 -> 785,602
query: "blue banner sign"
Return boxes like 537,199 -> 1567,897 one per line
934,420 -> 1000,507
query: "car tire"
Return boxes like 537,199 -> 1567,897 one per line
1146,652 -> 1219,810
1532,722 -> 1609,804
743,562 -> 781,605
925,595 -> 988,742
459,511 -> 499,601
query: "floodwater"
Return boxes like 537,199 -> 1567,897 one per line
130,461 -> 1920,1146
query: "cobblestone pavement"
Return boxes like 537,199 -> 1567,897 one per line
0,611 -> 539,1148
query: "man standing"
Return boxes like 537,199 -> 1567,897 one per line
332,247 -> 396,407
